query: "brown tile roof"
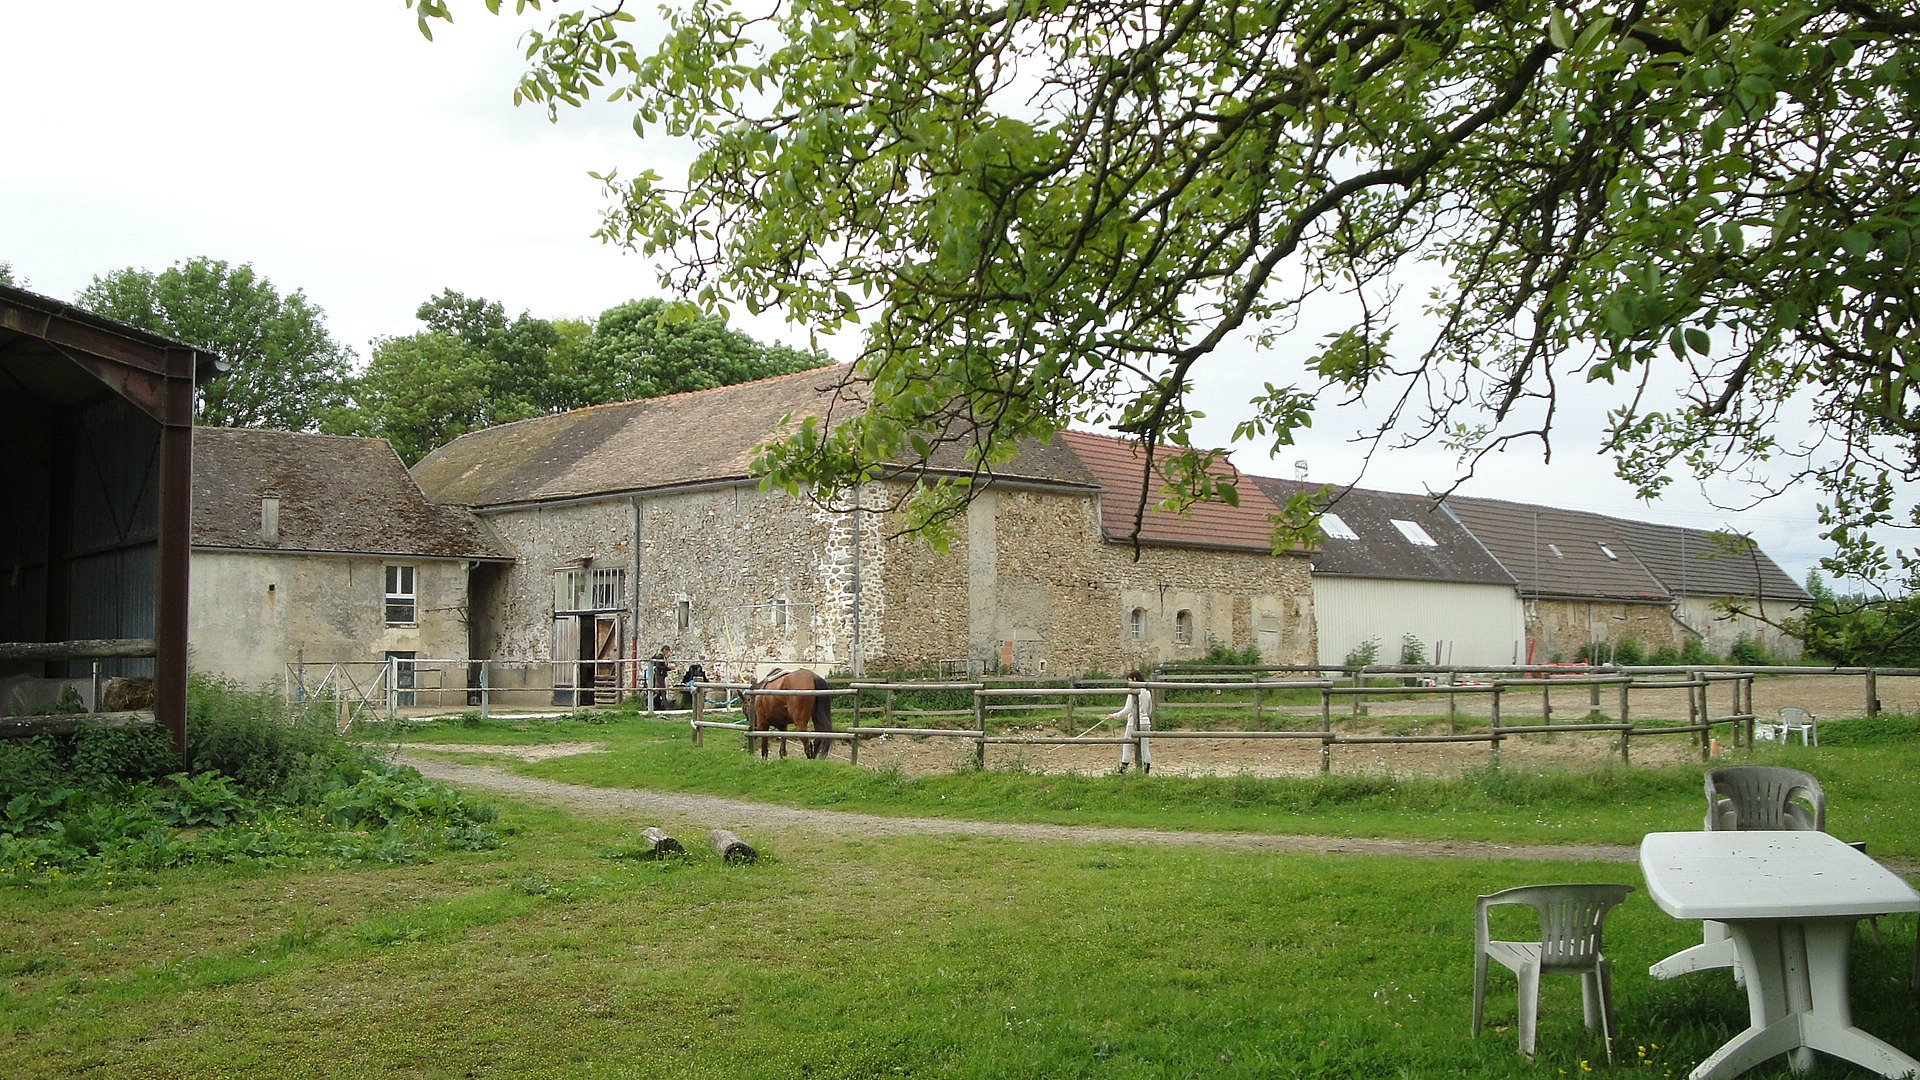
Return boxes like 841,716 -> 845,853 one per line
1056,430 -> 1286,553
1253,478 -> 1516,586
412,365 -> 1099,507
1440,495 -> 1670,602
1601,517 -> 1808,602
192,427 -> 509,560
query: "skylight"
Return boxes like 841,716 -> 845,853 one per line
1320,513 -> 1359,540
1599,543 -> 1618,560
1390,519 -> 1437,546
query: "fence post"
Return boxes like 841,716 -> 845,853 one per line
1319,687 -> 1332,774
849,690 -> 860,767
479,661 -> 491,719
1867,668 -> 1880,717
691,688 -> 704,746
1490,684 -> 1502,764
973,691 -> 987,769
1542,680 -> 1552,726
1350,667 -> 1365,717
885,686 -> 896,726
1252,681 -> 1263,725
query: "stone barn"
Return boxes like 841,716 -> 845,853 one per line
410,366 -> 1317,693
188,427 -> 511,697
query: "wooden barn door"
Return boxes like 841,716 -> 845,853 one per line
592,614 -> 621,705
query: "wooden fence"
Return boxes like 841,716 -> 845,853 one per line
687,670 -> 1762,773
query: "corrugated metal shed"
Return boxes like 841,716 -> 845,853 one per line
192,427 -> 509,560
1056,430 -> 1287,553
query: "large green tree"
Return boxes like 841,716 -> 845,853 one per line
580,298 -> 822,403
77,258 -> 354,431
417,0 -> 1920,580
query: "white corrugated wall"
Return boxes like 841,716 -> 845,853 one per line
1313,577 -> 1526,668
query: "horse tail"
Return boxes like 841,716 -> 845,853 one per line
808,671 -> 833,758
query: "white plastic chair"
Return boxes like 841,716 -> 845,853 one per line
1654,767 -> 1828,983
1704,765 -> 1825,832
1774,706 -> 1818,745
1473,883 -> 1633,1063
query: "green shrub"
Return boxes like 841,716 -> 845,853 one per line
1344,638 -> 1381,668
1729,634 -> 1778,666
1399,634 -> 1426,666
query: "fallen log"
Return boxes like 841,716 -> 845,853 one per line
638,826 -> 684,859
709,829 -> 757,864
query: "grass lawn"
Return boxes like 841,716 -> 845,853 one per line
2,713 -> 1916,1078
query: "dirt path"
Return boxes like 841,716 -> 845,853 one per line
396,752 -> 1643,864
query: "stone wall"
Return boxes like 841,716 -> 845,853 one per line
1675,595 -> 1807,661
188,550 -> 470,689
475,481 -> 1315,681
878,486 -> 1316,674
473,500 -> 634,663
1528,598 -> 1685,662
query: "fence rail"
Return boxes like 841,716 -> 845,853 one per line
681,671 -> 1766,773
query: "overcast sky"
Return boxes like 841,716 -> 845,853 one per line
1,1 -> 1851,587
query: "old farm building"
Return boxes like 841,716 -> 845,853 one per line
410,367 -> 1318,693
188,427 -> 511,689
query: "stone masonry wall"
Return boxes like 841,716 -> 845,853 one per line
878,487 -> 1316,675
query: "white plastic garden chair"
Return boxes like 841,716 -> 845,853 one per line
1653,767 -> 1828,984
1774,706 -> 1818,746
1473,883 -> 1633,1064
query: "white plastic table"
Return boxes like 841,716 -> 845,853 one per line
1639,830 -> 1920,1079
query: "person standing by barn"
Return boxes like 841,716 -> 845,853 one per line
1107,670 -> 1152,775
646,646 -> 672,711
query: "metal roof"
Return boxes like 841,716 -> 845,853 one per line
193,427 -> 510,560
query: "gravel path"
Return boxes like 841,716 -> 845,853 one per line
397,752 -> 1645,864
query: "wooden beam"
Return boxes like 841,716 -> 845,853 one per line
0,711 -> 155,738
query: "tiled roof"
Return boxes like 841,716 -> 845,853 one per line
1604,516 -> 1809,602
1252,478 -> 1516,586
1056,430 -> 1286,553
192,427 -> 509,560
412,365 -> 1098,508
1440,495 -> 1670,602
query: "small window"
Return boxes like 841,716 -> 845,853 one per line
1389,519 -> 1437,546
554,566 -> 627,612
385,565 -> 416,625
1320,513 -> 1359,540
1174,610 -> 1194,646
676,599 -> 692,632
774,599 -> 789,628
1598,543 -> 1618,560
1128,607 -> 1146,640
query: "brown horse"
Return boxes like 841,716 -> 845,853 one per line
747,668 -> 834,759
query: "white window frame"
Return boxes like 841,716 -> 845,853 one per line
385,565 -> 417,625
1174,609 -> 1194,646
1128,607 -> 1146,640
1320,513 -> 1359,540
1389,518 -> 1438,547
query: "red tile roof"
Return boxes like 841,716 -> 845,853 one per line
1056,430 -> 1286,553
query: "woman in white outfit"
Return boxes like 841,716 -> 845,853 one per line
1107,670 -> 1152,774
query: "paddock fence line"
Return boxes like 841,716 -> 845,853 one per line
686,669 -> 1768,773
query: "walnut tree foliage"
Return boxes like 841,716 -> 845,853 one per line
417,0 -> 1920,582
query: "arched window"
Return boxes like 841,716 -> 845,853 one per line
1174,610 -> 1194,646
1128,607 -> 1146,639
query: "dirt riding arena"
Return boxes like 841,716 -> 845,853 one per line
429,673 -> 1912,781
